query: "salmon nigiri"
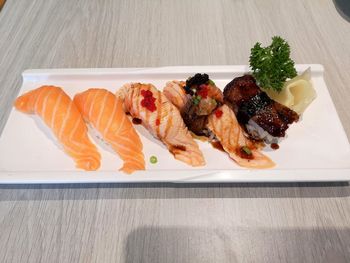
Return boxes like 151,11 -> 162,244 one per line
14,86 -> 101,170
207,105 -> 275,168
164,80 -> 274,169
117,83 -> 205,167
74,88 -> 145,174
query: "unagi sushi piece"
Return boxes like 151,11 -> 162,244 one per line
74,89 -> 145,174
117,83 -> 205,167
14,86 -> 101,170
224,75 -> 299,144
207,105 -> 275,168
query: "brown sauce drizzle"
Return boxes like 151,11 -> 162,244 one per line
271,143 -> 279,150
211,141 -> 225,152
169,144 -> 187,154
132,118 -> 142,125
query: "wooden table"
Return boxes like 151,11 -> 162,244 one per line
0,1 -> 350,262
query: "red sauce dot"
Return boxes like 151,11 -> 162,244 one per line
141,89 -> 153,98
197,84 -> 208,99
156,119 -> 160,126
215,109 -> 223,118
140,89 -> 157,112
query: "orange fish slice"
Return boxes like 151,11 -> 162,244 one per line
117,83 -> 205,167
74,88 -> 145,174
14,86 -> 101,171
207,105 -> 275,169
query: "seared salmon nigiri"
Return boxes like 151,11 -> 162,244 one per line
207,105 -> 275,169
14,86 -> 101,171
117,83 -> 205,167
74,89 -> 145,174
164,78 -> 275,169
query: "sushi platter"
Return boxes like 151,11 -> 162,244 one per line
0,64 -> 350,184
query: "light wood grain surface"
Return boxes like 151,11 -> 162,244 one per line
0,0 -> 350,262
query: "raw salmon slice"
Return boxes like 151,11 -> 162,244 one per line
74,88 -> 145,174
14,86 -> 101,171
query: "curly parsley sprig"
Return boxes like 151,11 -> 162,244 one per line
249,36 -> 297,92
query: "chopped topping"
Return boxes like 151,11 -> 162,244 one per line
184,85 -> 194,95
214,109 -> 223,118
197,84 -> 208,99
208,79 -> 216,86
196,98 -> 217,115
192,96 -> 201,105
186,73 -> 209,87
237,146 -> 254,160
140,89 -> 157,112
150,156 -> 158,164
155,119 -> 160,126
184,73 -> 210,95
241,146 -> 252,155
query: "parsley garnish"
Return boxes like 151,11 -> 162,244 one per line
249,36 -> 297,92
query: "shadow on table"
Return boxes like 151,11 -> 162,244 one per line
124,226 -> 350,263
0,182 -> 349,201
333,0 -> 350,22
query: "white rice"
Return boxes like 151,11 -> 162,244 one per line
87,122 -> 116,154
245,119 -> 279,144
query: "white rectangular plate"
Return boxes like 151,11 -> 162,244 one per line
0,65 -> 349,184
